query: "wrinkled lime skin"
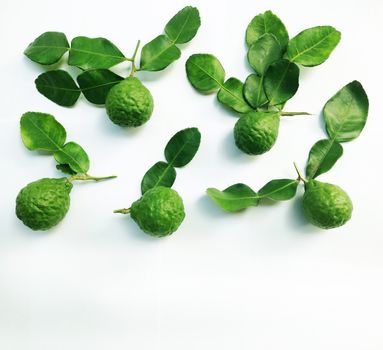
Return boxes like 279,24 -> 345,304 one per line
105,77 -> 154,127
130,186 -> 185,237
234,111 -> 280,155
16,178 -> 73,231
302,180 -> 353,229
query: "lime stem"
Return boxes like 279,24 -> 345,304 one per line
113,208 -> 131,214
281,112 -> 311,116
293,162 -> 306,183
69,174 -> 117,182
129,40 -> 141,76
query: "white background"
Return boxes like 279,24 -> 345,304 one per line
1,0 -> 382,349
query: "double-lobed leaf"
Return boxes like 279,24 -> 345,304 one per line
53,141 -> 90,174
243,74 -> 268,108
217,77 -> 253,113
287,26 -> 341,66
141,161 -> 177,194
323,80 -> 369,142
258,179 -> 299,201
305,139 -> 343,179
35,70 -> 81,107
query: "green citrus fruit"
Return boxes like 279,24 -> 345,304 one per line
16,178 -> 73,231
105,77 -> 154,127
234,111 -> 280,155
302,180 -> 353,229
130,186 -> 185,237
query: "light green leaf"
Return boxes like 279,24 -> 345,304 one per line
24,32 -> 69,65
243,74 -> 268,108
20,112 -> 66,152
323,81 -> 369,142
35,70 -> 81,107
245,10 -> 289,49
56,164 -> 77,175
53,141 -> 90,174
217,77 -> 253,113
165,6 -> 201,44
258,179 -> 299,201
305,139 -> 343,179
287,26 -> 341,66
141,161 -> 176,194
185,53 -> 225,93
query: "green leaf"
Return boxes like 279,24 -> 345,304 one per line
24,32 -> 69,65
287,26 -> 341,66
164,127 -> 201,167
247,33 -> 282,75
77,69 -> 123,105
264,59 -> 299,106
245,10 -> 289,49
206,184 -> 259,212
140,35 -> 181,71
68,36 -> 126,70
141,161 -> 176,194
56,164 -> 76,175
243,74 -> 268,108
305,139 -> 343,179
53,141 -> 90,174
217,78 -> 253,113
35,70 -> 81,107
20,112 -> 66,152
164,6 -> 201,44
185,53 -> 225,93
258,179 -> 299,201
323,81 -> 369,142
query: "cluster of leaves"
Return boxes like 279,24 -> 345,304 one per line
207,81 -> 369,219
24,6 -> 201,107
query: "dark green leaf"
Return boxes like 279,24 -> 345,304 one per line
140,35 -> 181,71
164,6 -> 201,44
305,139 -> 343,179
68,36 -> 126,70
258,179 -> 299,201
164,127 -> 201,167
323,81 -> 369,142
24,32 -> 69,65
35,70 -> 81,107
287,26 -> 341,66
56,164 -> 76,175
20,112 -> 66,152
247,33 -> 282,75
243,74 -> 268,108
217,78 -> 253,113
185,53 -> 225,93
77,69 -> 123,104
245,10 -> 289,49
141,161 -> 176,194
264,59 -> 299,106
53,141 -> 90,174
206,184 -> 259,212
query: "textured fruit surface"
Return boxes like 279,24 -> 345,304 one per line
130,186 -> 185,237
302,180 -> 353,229
234,111 -> 280,155
105,77 -> 154,127
16,178 -> 73,231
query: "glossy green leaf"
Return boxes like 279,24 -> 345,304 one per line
245,10 -> 289,49
24,32 -> 69,65
165,127 -> 201,167
141,161 -> 176,194
305,139 -> 343,179
165,6 -> 201,44
323,81 -> 369,142
217,78 -> 253,113
53,141 -> 90,174
56,164 -> 76,175
264,59 -> 299,106
68,36 -> 126,70
247,34 -> 282,75
287,26 -> 341,66
20,112 -> 66,152
77,69 -> 123,105
140,35 -> 181,71
185,53 -> 225,93
206,184 -> 259,212
243,74 -> 268,108
35,70 -> 81,107
258,179 -> 299,201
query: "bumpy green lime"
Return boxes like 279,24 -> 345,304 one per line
302,180 -> 353,229
234,111 -> 280,155
130,186 -> 185,237
16,178 -> 73,231
105,77 -> 154,127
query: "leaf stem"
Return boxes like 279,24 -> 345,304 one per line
129,40 -> 141,76
113,208 -> 131,214
281,112 -> 311,116
293,162 -> 306,183
69,174 -> 117,182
